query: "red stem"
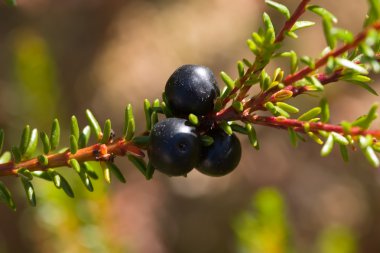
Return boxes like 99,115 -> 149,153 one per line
246,115 -> 380,137
0,139 -> 144,176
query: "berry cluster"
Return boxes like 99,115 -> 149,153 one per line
148,65 -> 242,177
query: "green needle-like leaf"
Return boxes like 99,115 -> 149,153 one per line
40,132 -> 51,154
320,98 -> 330,123
276,102 -> 299,114
265,0 -> 290,19
101,119 -> 112,144
83,162 -> 99,180
70,135 -> 78,154
21,178 -> 36,207
11,147 -> 21,163
288,128 -> 298,147
0,181 -> 16,211
144,99 -> 152,130
17,168 -> 33,181
298,107 -> 322,121
364,146 -> 379,167
86,110 -> 102,141
50,119 -> 60,151
24,128 -> 38,158
124,104 -> 135,141
70,159 -> 93,192
107,162 -> 126,183
188,114 -> 199,126
127,155 -> 147,177
339,144 -> 349,162
59,174 -> 75,198
0,152 -> 12,164
220,71 -> 235,90
336,58 -> 369,74
219,121 -> 233,136
19,125 -> 31,155
145,162 -> 155,180
246,123 -> 259,149
321,134 -> 334,157
78,126 -> 91,148
71,116 -> 80,140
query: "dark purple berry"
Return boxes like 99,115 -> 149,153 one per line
165,64 -> 220,116
196,128 -> 241,177
148,118 -> 201,176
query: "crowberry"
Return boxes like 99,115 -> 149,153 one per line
148,118 -> 201,176
165,64 -> 220,117
196,128 -> 241,176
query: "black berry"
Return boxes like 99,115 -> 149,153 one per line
148,118 -> 201,176
196,128 -> 241,177
165,64 -> 220,117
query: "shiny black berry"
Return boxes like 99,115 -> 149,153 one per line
196,128 -> 241,177
165,64 -> 220,117
148,118 -> 201,176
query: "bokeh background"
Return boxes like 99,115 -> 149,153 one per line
0,0 -> 380,252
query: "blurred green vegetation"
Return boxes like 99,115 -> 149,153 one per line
233,188 -> 357,253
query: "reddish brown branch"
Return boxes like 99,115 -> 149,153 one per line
0,139 -> 144,177
245,115 -> 380,137
283,21 -> 380,86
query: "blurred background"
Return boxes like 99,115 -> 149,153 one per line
0,0 -> 379,252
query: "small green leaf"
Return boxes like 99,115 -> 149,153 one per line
24,128 -> 38,158
232,101 -> 244,112
272,90 -> 293,101
237,61 -> 245,77
320,98 -> 330,123
71,161 -> 93,192
132,136 -> 150,147
151,99 -> 160,126
300,56 -> 315,69
363,146 -> 379,167
323,18 -> 336,49
339,144 -> 349,162
306,76 -> 324,91
32,171 -> 52,181
127,155 -> 147,177
160,101 -> 173,118
331,132 -> 349,145
145,162 -> 155,180
21,178 -> 36,207
17,168 -> 33,181
78,126 -> 91,148
246,123 -> 259,149
107,162 -> 126,183
359,135 -> 373,149
83,162 -> 99,180
0,152 -> 12,163
70,116 -> 80,140
352,104 -> 378,129
247,39 -> 259,55
101,119 -> 112,144
307,5 -> 337,23
288,128 -> 298,147
307,132 -> 323,145
47,169 -> 61,188
11,147 -> 21,163
219,121 -> 233,136
231,123 -> 248,134
50,119 -> 60,151
200,135 -> 214,146
298,107 -> 322,121
144,99 -> 152,130
220,71 -> 235,90
59,174 -> 75,198
86,110 -> 102,141
37,155 -> 49,166
263,13 -> 275,43
70,135 -> 78,154
101,163 -> 111,184
276,102 -> 299,114
124,104 -> 135,141
40,132 -> 50,154
188,114 -> 199,126
19,125 -> 31,155
321,134 -> 334,157
336,58 -> 368,74
0,181 -> 16,210
265,0 -> 290,19
290,21 -> 316,32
